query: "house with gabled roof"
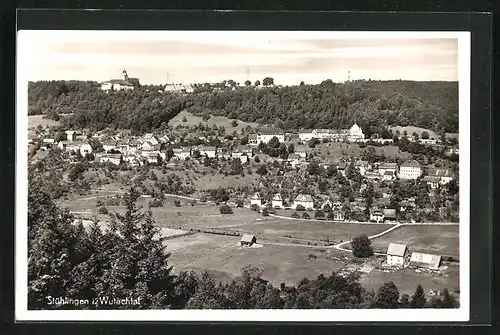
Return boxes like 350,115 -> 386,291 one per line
173,147 -> 191,160
386,243 -> 408,267
427,168 -> 454,185
143,133 -> 159,146
102,139 -> 119,152
256,129 -> 285,144
354,160 -> 370,176
379,162 -> 398,176
271,193 -> 283,208
240,234 -> 257,247
292,194 -> 314,210
250,192 -> 262,207
409,252 -> 441,270
423,175 -> 441,189
399,160 -> 422,180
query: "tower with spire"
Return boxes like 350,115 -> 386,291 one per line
123,69 -> 128,81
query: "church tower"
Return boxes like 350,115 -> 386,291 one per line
123,69 -> 128,81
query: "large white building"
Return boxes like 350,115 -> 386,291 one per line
399,160 -> 422,180
256,130 -> 285,144
348,123 -> 365,141
292,194 -> 314,210
101,70 -> 135,91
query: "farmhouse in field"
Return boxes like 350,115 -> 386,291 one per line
240,234 -> 257,247
409,252 -> 442,270
399,160 -> 422,180
293,194 -> 314,210
386,243 -> 408,267
101,70 -> 135,91
250,192 -> 262,207
271,193 -> 283,208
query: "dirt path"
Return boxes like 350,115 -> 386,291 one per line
333,223 -> 404,255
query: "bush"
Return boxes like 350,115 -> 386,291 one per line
261,208 -> 269,216
219,204 -> 233,214
327,212 -> 335,220
291,212 -> 300,219
351,235 -> 374,258
250,204 -> 259,212
149,198 -> 162,207
96,199 -> 104,207
302,212 -> 311,219
174,199 -> 181,207
314,210 -> 325,219
296,204 -> 305,211
98,206 -> 109,214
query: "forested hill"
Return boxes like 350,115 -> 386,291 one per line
185,80 -> 458,135
27,80 -> 458,134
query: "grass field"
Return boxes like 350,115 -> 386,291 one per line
28,115 -> 61,130
164,232 -> 346,286
359,264 -> 460,296
169,110 -> 261,133
369,225 -> 460,258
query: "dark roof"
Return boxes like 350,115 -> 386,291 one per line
104,79 -> 133,86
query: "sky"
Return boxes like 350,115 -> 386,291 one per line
18,31 -> 459,86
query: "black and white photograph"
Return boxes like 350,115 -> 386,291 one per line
16,29 -> 470,322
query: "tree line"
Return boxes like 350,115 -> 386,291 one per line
28,80 -> 458,135
28,182 -> 459,310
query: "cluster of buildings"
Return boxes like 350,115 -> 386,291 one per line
386,243 -> 442,270
100,70 -> 135,91
248,124 -> 366,145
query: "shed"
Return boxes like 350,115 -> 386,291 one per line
240,234 -> 257,247
410,252 -> 441,270
386,243 -> 408,267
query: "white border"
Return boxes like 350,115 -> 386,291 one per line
16,30 -> 470,322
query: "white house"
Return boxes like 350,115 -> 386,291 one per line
195,146 -> 217,158
143,133 -> 159,146
101,70 -> 135,91
271,193 -> 283,208
97,153 -> 122,165
146,152 -> 159,164
378,163 -> 398,176
386,243 -> 408,267
287,153 -> 302,168
248,134 -> 258,145
354,160 -> 370,176
399,160 -> 422,180
292,194 -> 314,210
79,143 -> 93,156
164,83 -> 194,93
250,192 -> 262,207
256,130 -> 285,144
65,130 -> 76,142
382,171 -> 395,181
294,146 -> 309,159
423,176 -> 441,189
348,123 -> 365,141
370,209 -> 384,223
102,139 -> 119,152
232,146 -> 253,163
173,147 -> 191,160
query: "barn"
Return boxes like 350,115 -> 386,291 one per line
410,252 -> 442,270
386,243 -> 408,267
240,234 -> 257,247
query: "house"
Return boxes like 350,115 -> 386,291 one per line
419,139 -> 438,145
42,138 -> 55,144
102,139 -> 119,152
409,252 -> 442,270
250,192 -> 262,207
370,209 -> 384,223
299,129 -> 334,141
79,142 -> 93,156
123,154 -> 142,167
423,176 -> 441,189
159,134 -> 171,144
173,147 -> 191,160
240,234 -> 257,247
337,162 -> 348,177
164,83 -> 194,93
355,160 -> 370,176
96,153 -> 122,165
292,194 -> 314,210
232,146 -> 253,162
248,134 -> 258,145
294,146 -> 309,159
256,129 -> 285,144
101,70 -> 135,91
348,123 -> 365,141
399,160 -> 422,180
382,171 -> 395,181
427,168 -> 454,185
287,153 -> 302,168
365,171 -> 381,181
65,130 -> 75,142
141,141 -> 161,152
399,200 -> 416,212
386,243 -> 408,267
320,199 -> 333,210
194,146 -> 217,158
271,193 -> 283,208
146,152 -> 159,164
331,210 -> 345,221
378,163 -> 398,176
143,133 -> 159,146
382,208 -> 397,222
